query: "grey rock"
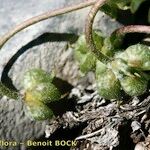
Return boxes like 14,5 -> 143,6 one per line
131,121 -> 141,132
0,0 -> 121,149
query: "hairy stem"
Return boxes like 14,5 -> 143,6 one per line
114,25 -> 150,35
110,25 -> 150,48
85,0 -> 109,63
0,0 -> 97,49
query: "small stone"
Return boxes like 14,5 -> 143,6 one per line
134,143 -> 147,150
131,121 -> 141,132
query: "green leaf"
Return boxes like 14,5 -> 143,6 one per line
100,3 -> 118,18
93,31 -> 104,50
101,0 -> 131,18
74,35 -> 88,54
74,32 -> 104,74
101,37 -> 114,57
74,32 -> 104,54
100,0 -> 146,19
96,61 -> 122,100
101,32 -> 124,57
79,52 -> 97,74
130,0 -> 145,13
95,60 -> 107,75
113,0 -> 130,10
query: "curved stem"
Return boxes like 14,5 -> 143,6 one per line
85,0 -> 109,63
0,0 -> 96,48
114,25 -> 150,36
110,25 -> 150,49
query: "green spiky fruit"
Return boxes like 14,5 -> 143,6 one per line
120,75 -> 148,96
96,61 -> 122,100
75,51 -> 97,73
101,35 -> 123,57
110,58 -> 134,79
22,69 -> 54,90
25,82 -> 61,103
25,100 -> 54,121
117,44 -> 150,70
22,68 -> 61,120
